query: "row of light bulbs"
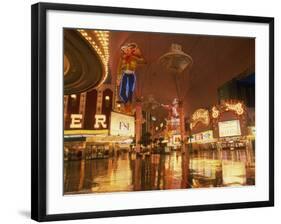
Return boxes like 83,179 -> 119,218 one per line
77,29 -> 110,86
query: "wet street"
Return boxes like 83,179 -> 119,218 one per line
64,149 -> 255,194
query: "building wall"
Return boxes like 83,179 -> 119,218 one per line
218,73 -> 255,108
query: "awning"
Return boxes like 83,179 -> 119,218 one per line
64,129 -> 108,135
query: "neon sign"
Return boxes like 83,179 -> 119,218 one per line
190,109 -> 210,129
69,114 -> 107,129
225,102 -> 244,115
211,106 -> 220,119
211,101 -> 245,119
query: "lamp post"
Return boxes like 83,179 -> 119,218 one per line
159,44 -> 193,153
135,97 -> 143,154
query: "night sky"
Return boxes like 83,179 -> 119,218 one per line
107,30 -> 255,118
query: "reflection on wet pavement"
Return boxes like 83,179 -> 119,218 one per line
64,149 -> 255,194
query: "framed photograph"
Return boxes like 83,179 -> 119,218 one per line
31,2 -> 274,222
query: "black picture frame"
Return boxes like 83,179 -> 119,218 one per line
31,2 -> 274,222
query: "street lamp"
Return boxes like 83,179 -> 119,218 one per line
159,44 -> 193,74
158,43 -> 193,153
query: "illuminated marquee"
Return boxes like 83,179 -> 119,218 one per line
77,29 -> 110,87
190,109 -> 210,129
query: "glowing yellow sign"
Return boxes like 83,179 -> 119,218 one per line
190,109 -> 210,129
225,102 -> 244,115
69,114 -> 107,129
211,106 -> 220,119
64,129 -> 108,135
211,101 -> 245,119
